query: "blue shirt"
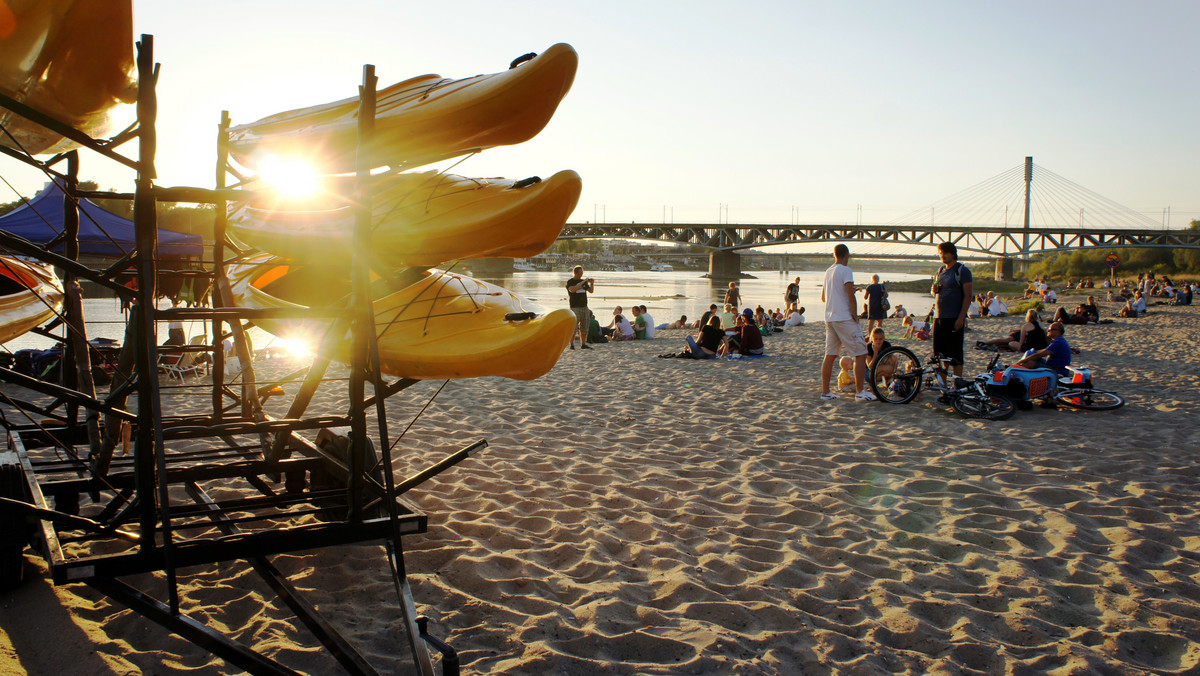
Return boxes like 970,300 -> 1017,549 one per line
935,263 -> 972,319
1044,336 -> 1072,376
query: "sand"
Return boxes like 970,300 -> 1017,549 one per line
2,301 -> 1200,674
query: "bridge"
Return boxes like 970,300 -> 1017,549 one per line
558,157 -> 1200,278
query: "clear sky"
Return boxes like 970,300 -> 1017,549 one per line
5,1 -> 1197,229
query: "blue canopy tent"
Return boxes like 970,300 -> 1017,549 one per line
0,182 -> 203,257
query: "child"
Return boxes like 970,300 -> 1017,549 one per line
902,315 -> 931,340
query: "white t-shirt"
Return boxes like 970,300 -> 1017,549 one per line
642,312 -> 656,338
986,298 -> 1007,316
1045,289 -> 1057,302
784,311 -> 805,327
823,263 -> 855,322
968,300 -> 980,317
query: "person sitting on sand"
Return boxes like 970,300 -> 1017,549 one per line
889,304 -> 908,319
901,315 -> 931,340
722,309 -> 765,357
1011,322 -> 1072,376
586,310 -> 609,344
784,306 -> 806,326
720,303 -> 737,329
985,292 -> 1008,316
694,304 -> 718,329
977,309 -> 1047,352
840,326 -> 896,387
611,312 -> 635,341
631,306 -> 648,339
685,315 -> 724,359
1082,296 -> 1101,322
601,306 -> 624,338
640,305 -> 656,338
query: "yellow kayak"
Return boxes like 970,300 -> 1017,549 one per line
228,169 -> 581,267
227,43 -> 577,173
0,256 -> 64,344
227,254 -> 574,380
0,0 -> 136,155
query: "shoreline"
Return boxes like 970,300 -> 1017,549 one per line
2,304 -> 1199,674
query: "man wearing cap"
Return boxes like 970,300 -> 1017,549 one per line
725,307 -> 764,356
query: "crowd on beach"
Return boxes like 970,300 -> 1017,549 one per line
566,253 -> 1196,398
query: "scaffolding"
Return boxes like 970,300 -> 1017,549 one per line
0,34 -> 468,675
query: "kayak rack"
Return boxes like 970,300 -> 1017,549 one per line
0,34 -> 469,675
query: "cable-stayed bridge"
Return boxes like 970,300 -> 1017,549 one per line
559,157 -> 1199,277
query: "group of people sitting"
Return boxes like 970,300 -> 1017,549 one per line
679,308 -> 766,359
591,305 -> 657,342
687,303 -> 804,330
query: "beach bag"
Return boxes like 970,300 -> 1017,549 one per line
880,288 -> 891,312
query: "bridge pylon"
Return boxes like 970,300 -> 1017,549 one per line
708,250 -> 741,279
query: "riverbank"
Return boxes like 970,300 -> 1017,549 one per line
2,302 -> 1199,673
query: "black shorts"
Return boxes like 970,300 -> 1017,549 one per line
932,318 -> 965,365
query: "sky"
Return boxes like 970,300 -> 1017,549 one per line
4,1 -> 1198,231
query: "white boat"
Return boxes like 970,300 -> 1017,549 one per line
512,260 -> 536,272
650,262 -> 674,272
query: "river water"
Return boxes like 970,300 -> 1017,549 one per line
3,268 -> 938,353
484,269 -> 937,326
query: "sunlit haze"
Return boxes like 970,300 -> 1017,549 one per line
3,1 -> 1196,231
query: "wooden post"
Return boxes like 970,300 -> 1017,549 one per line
212,111 -> 230,422
61,151 -> 102,458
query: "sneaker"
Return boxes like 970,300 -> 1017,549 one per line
580,343 -> 593,349
820,392 -> 840,400
570,344 -> 576,350
855,390 -> 877,402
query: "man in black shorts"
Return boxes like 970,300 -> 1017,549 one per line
931,241 -> 973,376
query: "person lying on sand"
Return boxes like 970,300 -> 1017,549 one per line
976,310 -> 1047,352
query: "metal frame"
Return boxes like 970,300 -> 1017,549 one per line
0,35 -> 470,675
558,222 -> 1200,257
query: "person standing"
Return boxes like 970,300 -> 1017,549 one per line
863,274 -> 887,336
931,241 -> 973,376
784,276 -> 800,315
820,244 -> 874,401
566,266 -> 594,349
724,281 -> 741,310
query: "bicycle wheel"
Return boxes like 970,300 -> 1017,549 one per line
869,346 -> 922,404
1054,389 -> 1124,410
952,392 -> 1016,420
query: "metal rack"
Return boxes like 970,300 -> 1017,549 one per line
0,35 -> 471,675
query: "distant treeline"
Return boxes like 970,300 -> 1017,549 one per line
1025,219 -> 1200,280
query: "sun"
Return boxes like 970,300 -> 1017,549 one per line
257,155 -> 320,199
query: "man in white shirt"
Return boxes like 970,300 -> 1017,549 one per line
639,305 -> 656,338
820,245 -> 873,401
985,292 -> 1007,317
784,306 -> 806,327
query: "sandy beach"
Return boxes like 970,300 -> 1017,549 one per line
2,301 -> 1200,674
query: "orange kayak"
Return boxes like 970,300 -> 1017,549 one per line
227,43 -> 577,173
228,169 -> 580,267
227,254 -> 574,380
0,256 -> 64,344
0,0 -> 136,155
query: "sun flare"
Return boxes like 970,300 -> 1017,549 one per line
258,155 -> 319,199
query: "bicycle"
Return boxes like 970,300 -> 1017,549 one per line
867,346 -> 1016,420
973,344 -> 1125,411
